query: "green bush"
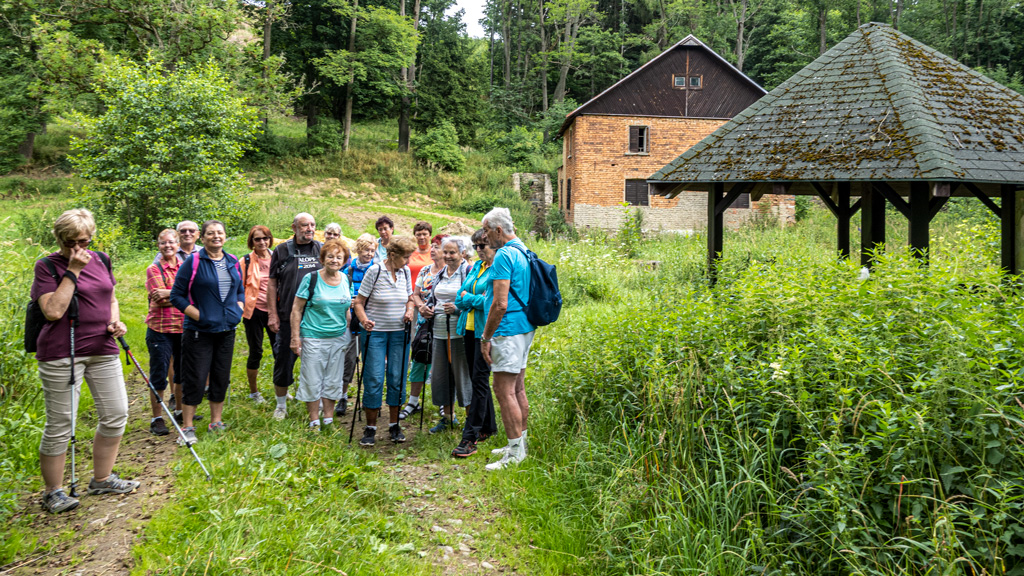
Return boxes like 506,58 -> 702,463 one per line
491,126 -> 542,171
412,121 -> 466,173
304,118 -> 345,157
520,227 -> 1024,576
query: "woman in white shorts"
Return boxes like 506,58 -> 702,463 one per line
290,240 -> 353,431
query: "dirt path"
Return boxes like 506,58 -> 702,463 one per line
5,371 -> 177,576
4,378 -> 521,576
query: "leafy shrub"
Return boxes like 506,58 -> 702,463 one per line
412,122 -> 466,172
304,118 -> 345,157
531,240 -> 1024,576
617,205 -> 644,257
544,204 -> 578,241
491,126 -> 542,171
69,56 -> 260,240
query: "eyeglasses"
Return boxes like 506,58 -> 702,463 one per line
178,228 -> 198,234
473,243 -> 487,250
63,239 -> 92,248
252,237 -> 270,242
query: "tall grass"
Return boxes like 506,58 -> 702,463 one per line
501,210 -> 1024,576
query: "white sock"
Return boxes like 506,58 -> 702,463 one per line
151,417 -> 161,423
366,425 -> 377,431
174,410 -> 182,416
309,420 -> 319,427
323,417 -> 334,426
407,395 -> 419,406
276,395 -> 287,409
508,435 -> 525,458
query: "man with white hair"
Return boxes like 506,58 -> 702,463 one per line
479,207 -> 534,470
267,213 -> 322,420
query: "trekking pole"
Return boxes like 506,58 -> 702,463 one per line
349,332 -> 367,443
67,298 -> 79,498
401,320 -> 411,429
117,337 -> 212,481
445,313 -> 455,431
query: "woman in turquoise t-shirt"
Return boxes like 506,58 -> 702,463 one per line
290,240 -> 353,431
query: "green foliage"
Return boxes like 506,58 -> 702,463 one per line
511,223 -> 1024,576
490,127 -> 543,171
305,118 -> 346,156
616,205 -> 644,258
69,56 -> 260,240
412,121 -> 466,172
543,204 -> 578,241
976,64 -> 1024,94
0,48 -> 43,175
412,6 -> 481,144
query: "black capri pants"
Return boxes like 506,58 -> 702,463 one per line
182,329 -> 235,406
243,308 -> 277,371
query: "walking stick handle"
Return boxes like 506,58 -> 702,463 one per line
117,336 -> 130,351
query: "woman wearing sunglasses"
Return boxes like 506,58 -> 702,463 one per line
31,208 -> 139,514
241,225 -> 276,404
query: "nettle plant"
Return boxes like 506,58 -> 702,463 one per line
550,245 -> 1024,575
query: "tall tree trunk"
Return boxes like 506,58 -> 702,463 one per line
735,0 -> 747,70
553,15 -> 579,103
657,0 -> 668,49
262,0 -> 274,132
539,0 -> 549,113
343,0 -> 359,151
502,0 -> 512,87
398,0 -> 410,152
819,5 -> 828,54
489,23 -> 495,93
17,133 -> 36,161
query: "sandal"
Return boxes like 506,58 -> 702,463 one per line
398,402 -> 421,420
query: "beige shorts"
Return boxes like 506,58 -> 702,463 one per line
490,331 -> 535,374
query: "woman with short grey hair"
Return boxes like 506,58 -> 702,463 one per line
427,236 -> 473,433
31,208 -> 139,514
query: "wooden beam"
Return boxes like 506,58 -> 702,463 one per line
862,185 -> 886,267
714,182 -> 752,216
929,196 -> 950,220
811,182 -> 840,217
874,182 -> 911,218
909,181 -> 930,259
850,198 -> 862,216
708,183 -> 724,281
965,182 -> 1001,216
837,182 -> 851,259
1001,184 -> 1018,275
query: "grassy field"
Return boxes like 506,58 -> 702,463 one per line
1,117 -> 1022,575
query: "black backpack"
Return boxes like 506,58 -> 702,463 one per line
25,252 -> 112,354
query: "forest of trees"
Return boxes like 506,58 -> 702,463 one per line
2,0 -> 1024,173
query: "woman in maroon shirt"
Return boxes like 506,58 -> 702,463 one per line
31,209 -> 141,514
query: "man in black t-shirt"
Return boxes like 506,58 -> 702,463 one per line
267,212 -> 322,420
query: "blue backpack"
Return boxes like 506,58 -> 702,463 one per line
509,244 -> 562,327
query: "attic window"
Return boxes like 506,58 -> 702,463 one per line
689,76 -> 702,89
673,75 -> 687,88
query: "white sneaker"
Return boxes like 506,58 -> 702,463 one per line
286,393 -> 295,401
486,443 -> 525,471
249,392 -> 265,404
273,406 -> 287,421
491,445 -> 509,455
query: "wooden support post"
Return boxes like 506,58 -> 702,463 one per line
1001,184 -> 1019,275
862,185 -> 886,267
837,182 -> 851,259
909,181 -> 931,259
708,183 -> 724,281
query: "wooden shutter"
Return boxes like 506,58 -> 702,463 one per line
567,179 -> 572,208
732,193 -> 750,209
628,126 -> 640,153
625,179 -> 649,206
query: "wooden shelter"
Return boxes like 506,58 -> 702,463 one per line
647,22 -> 1024,275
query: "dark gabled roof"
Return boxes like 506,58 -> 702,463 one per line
556,35 -> 766,137
648,22 -> 1024,192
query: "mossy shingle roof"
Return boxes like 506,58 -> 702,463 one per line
648,22 -> 1024,187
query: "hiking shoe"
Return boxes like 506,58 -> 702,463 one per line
398,402 -> 420,420
87,472 -> 140,495
150,417 -> 169,436
389,423 -> 406,443
335,398 -> 348,417
452,440 -> 477,458
178,426 -> 198,447
249,392 -> 266,404
174,411 -> 202,425
359,427 -> 376,446
429,418 -> 454,434
208,421 -> 227,434
273,406 -> 287,421
491,445 -> 509,455
477,432 -> 492,443
42,489 -> 79,514
485,448 -> 525,471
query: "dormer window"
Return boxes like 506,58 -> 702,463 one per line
674,75 -> 687,88
690,75 -> 702,88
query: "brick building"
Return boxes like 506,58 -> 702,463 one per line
556,36 -> 796,232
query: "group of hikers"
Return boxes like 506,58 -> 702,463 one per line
31,207 -> 538,514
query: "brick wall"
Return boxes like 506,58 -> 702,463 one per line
559,114 -> 796,232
